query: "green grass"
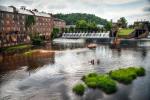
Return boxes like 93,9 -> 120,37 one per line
72,83 -> 85,95
118,28 -> 134,36
83,73 -> 117,94
4,44 -> 32,52
109,67 -> 145,84
24,50 -> 33,56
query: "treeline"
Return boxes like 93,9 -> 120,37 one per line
53,13 -> 108,25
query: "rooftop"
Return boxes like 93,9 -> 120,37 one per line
0,5 -> 51,17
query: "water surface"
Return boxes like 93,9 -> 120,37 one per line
0,41 -> 150,100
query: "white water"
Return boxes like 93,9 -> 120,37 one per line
53,38 -> 85,44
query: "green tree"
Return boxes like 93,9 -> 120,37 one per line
104,21 -> 112,31
51,28 -> 60,39
54,13 -> 108,25
119,17 -> 127,28
76,20 -> 88,28
30,33 -> 44,46
88,22 -> 97,32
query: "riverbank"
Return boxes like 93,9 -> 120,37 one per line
0,44 -> 32,53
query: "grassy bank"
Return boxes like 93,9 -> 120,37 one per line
118,28 -> 134,36
2,44 -> 32,53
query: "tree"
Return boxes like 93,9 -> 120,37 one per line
51,28 -> 60,40
76,20 -> 88,28
88,22 -> 97,31
104,21 -> 112,31
30,33 -> 44,46
54,13 -> 108,25
119,17 -> 127,28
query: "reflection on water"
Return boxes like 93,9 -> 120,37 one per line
0,41 -> 150,100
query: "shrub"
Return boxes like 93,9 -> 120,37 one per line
136,67 -> 145,76
84,77 -> 97,88
72,83 -> 85,95
83,73 -> 117,94
109,67 -> 145,84
97,75 -> 117,94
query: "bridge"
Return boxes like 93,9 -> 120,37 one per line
62,32 -> 110,39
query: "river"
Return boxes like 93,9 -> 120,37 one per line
0,40 -> 150,100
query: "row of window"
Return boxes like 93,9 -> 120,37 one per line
0,27 -> 23,31
0,12 -> 52,22
0,20 -> 53,27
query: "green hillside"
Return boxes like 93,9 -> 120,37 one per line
53,13 -> 108,25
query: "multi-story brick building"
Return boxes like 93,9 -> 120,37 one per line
53,18 -> 66,29
0,5 -> 62,48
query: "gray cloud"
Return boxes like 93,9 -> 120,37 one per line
144,7 -> 150,12
0,0 -> 149,24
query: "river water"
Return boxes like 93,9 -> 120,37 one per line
0,40 -> 150,100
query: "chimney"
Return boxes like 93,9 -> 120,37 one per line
20,6 -> 26,10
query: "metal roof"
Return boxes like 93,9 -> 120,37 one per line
32,11 -> 51,17
0,5 -> 13,13
0,5 -> 51,17
17,9 -> 33,15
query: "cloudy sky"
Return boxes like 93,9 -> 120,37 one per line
0,0 -> 150,24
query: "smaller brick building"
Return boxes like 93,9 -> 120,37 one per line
53,18 -> 66,29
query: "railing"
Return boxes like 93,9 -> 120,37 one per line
62,32 -> 110,39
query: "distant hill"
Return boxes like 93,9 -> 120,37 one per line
53,13 -> 108,25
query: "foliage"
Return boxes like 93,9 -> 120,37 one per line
24,50 -> 33,56
25,15 -> 36,28
118,17 -> 127,28
3,45 -> 32,52
72,83 -> 85,95
76,20 -> 88,28
118,28 -> 134,36
30,33 -> 44,46
76,20 -> 98,32
73,67 -> 146,95
97,75 -> 117,94
109,67 -> 145,84
51,28 -> 60,40
54,13 -> 108,25
104,21 -> 112,31
83,73 -> 117,94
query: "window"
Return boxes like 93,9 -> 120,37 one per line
22,15 -> 25,19
12,14 -> 14,19
1,20 -> 4,24
6,14 -> 9,18
36,17 -> 38,21
2,27 -> 5,31
6,21 -> 10,24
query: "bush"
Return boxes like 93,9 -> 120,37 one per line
84,77 -> 97,88
97,75 -> 117,94
83,73 -> 117,94
109,67 -> 145,84
72,83 -> 85,95
136,67 -> 145,76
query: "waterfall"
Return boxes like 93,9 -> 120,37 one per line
62,32 -> 110,38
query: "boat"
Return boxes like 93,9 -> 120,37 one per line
87,43 -> 97,49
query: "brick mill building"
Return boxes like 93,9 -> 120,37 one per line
53,18 -> 66,29
0,5 -> 66,48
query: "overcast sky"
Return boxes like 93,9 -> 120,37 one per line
0,0 -> 150,24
